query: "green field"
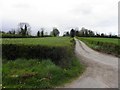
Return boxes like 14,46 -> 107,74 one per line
78,37 -> 120,57
2,37 -> 85,88
79,37 -> 119,45
2,37 -> 73,47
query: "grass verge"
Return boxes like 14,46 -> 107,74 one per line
2,58 -> 85,88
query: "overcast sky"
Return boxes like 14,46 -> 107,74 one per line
1,0 -> 119,35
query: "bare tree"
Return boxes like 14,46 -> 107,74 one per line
18,22 -> 31,36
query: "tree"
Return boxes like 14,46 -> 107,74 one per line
52,27 -> 60,37
7,31 -> 12,34
79,27 -> 95,37
75,30 -> 79,36
84,29 -> 88,36
96,32 -> 100,37
70,29 -> 75,37
109,32 -> 112,38
18,22 -> 31,36
7,30 -> 15,34
63,31 -> 70,36
79,29 -> 84,36
81,27 -> 86,36
0,31 -> 5,34
101,33 -> 104,37
37,31 -> 40,37
50,31 -> 53,36
13,30 -> 15,34
41,28 -> 44,37
88,30 -> 95,37
66,32 -> 70,36
75,27 -> 79,36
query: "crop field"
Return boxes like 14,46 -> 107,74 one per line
79,37 -> 119,45
2,37 -> 73,47
78,37 -> 120,57
2,37 -> 84,88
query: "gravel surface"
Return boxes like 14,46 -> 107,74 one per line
62,38 -> 118,88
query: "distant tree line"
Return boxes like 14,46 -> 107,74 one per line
1,22 -> 31,38
63,27 -> 118,38
1,22 -> 118,38
36,27 -> 60,37
1,22 -> 60,38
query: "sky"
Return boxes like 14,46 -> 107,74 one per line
1,0 -> 119,36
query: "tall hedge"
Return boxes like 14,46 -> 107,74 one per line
2,44 -> 74,67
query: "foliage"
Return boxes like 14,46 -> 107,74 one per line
7,30 -> 16,35
2,37 -> 85,88
1,33 -> 23,38
70,29 -> 75,38
1,33 -> 52,38
2,58 -> 85,88
63,27 -> 118,38
51,28 -> 60,37
64,31 -> 70,36
2,37 -> 75,67
2,44 -> 73,66
37,31 -> 40,37
40,28 -> 44,37
41,30 -> 44,37
18,23 -> 31,36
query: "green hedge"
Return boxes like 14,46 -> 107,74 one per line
1,34 -> 52,38
79,38 -> 120,57
2,44 -> 74,67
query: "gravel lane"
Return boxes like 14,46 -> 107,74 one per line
62,38 -> 118,88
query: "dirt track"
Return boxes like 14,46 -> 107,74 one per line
63,38 -> 118,88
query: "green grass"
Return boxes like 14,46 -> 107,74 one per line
2,37 -> 75,63
2,37 -> 73,47
77,37 -> 120,57
2,58 -> 85,88
78,37 -> 119,45
2,37 -> 85,88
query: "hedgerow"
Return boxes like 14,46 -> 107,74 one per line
3,44 -> 74,67
2,37 -> 75,68
2,36 -> 85,89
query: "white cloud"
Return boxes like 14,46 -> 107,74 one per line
1,0 -> 119,35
